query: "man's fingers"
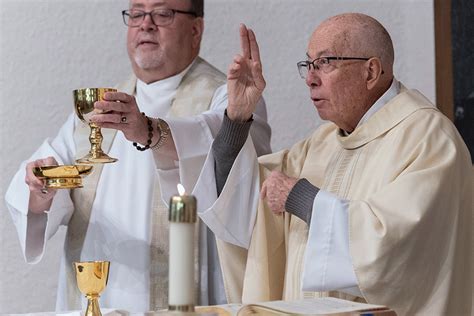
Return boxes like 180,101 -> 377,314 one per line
25,172 -> 43,187
91,113 -> 126,124
234,54 -> 245,64
29,157 -> 57,168
96,92 -> 137,114
251,61 -> 266,91
248,29 -> 261,63
268,199 -> 284,215
228,61 -> 242,73
272,209 -> 285,216
239,24 -> 251,59
103,91 -> 133,103
227,57 -> 243,79
94,122 -> 125,130
43,156 -> 58,166
95,100 -> 131,113
240,26 -> 260,62
25,157 -> 56,188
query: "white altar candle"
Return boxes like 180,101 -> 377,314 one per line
168,184 -> 197,312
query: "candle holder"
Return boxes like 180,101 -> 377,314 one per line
168,185 -> 197,312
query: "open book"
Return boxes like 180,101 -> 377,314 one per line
196,297 -> 395,316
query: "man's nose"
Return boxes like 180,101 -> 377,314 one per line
305,69 -> 321,87
140,13 -> 157,31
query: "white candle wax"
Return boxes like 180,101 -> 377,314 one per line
169,222 -> 194,306
168,189 -> 197,311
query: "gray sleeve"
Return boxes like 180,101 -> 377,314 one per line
212,110 -> 253,195
285,178 -> 319,225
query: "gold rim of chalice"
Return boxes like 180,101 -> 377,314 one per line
33,165 -> 93,189
73,87 -> 118,164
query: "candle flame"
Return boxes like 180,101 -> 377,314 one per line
177,183 -> 186,196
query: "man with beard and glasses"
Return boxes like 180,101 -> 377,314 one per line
5,0 -> 270,312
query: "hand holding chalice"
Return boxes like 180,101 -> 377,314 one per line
73,88 -> 118,164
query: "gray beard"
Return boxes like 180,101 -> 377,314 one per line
133,50 -> 164,70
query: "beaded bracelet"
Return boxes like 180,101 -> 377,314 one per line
151,118 -> 170,151
132,112 -> 153,151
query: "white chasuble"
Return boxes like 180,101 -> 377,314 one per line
188,87 -> 472,316
6,58 -> 243,312
68,57 -> 226,311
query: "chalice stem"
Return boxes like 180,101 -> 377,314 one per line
89,123 -> 105,158
85,294 -> 102,316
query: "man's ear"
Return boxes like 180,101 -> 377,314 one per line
366,57 -> 383,90
191,17 -> 204,48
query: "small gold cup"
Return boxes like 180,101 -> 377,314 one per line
74,261 -> 110,316
73,88 -> 118,164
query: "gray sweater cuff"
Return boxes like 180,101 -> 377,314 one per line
212,110 -> 253,195
214,110 -> 253,153
285,178 -> 319,225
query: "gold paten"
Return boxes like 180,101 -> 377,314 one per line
73,87 -> 118,164
74,261 -> 110,316
33,165 -> 93,189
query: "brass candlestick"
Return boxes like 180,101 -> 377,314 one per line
73,88 -> 118,164
74,261 -> 110,316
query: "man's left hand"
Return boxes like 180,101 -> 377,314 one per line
261,170 -> 298,215
91,91 -> 150,145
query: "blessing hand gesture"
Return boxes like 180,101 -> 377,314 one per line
227,24 -> 266,122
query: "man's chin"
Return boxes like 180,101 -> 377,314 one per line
314,106 -> 326,119
134,54 -> 163,70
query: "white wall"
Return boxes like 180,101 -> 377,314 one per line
0,0 -> 434,313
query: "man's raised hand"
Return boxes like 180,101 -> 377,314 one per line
227,24 -> 266,122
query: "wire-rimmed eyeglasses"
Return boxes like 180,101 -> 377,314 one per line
122,8 -> 197,27
297,56 -> 370,78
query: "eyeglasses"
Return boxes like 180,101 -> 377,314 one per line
297,56 -> 370,78
122,8 -> 197,27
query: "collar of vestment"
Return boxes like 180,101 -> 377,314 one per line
135,59 -> 196,115
336,84 -> 437,149
116,58 -> 197,95
357,78 -> 400,127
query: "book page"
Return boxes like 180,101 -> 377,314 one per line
242,297 -> 386,315
196,303 -> 244,316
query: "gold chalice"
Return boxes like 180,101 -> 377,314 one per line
74,261 -> 110,316
73,88 -> 118,164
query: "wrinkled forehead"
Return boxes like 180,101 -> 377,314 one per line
306,23 -> 352,58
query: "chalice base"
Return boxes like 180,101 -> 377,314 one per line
76,152 -> 118,164
46,177 -> 83,189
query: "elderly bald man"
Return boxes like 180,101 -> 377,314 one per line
117,12 -> 471,315
158,13 -> 471,315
